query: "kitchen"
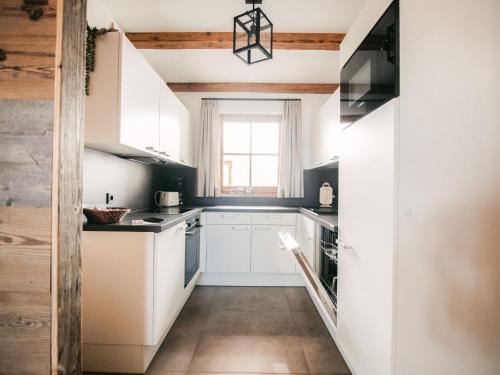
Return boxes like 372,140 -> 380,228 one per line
1,1 -> 499,375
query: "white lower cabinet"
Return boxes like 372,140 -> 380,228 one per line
82,221 -> 193,373
296,214 -> 317,267
251,225 -> 296,273
203,213 -> 301,282
153,222 -> 186,343
206,225 -> 251,272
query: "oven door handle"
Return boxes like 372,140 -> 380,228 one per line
185,227 -> 201,236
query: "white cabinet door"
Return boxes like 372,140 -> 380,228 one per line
153,221 -> 185,344
251,225 -> 296,274
159,83 -> 181,161
120,35 -> 160,153
337,100 -> 397,375
296,215 -> 316,268
206,225 -> 251,272
180,105 -> 192,166
312,90 -> 342,167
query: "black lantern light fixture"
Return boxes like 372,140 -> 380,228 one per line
233,0 -> 273,64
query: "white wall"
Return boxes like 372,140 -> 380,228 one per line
396,1 -> 500,374
175,92 -> 329,169
87,0 -> 122,30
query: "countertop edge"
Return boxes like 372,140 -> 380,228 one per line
83,206 -> 337,233
299,208 -> 338,231
83,208 -> 204,233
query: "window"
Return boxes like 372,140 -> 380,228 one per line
221,115 -> 281,196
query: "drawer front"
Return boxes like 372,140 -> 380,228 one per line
252,212 -> 297,226
206,212 -> 252,225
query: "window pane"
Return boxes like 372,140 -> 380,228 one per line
251,155 -> 278,187
251,122 -> 280,154
223,122 -> 251,153
223,155 -> 250,186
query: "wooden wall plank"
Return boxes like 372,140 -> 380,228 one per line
0,100 -> 54,207
126,32 -> 345,50
0,207 -> 52,375
167,82 -> 339,94
0,0 -> 59,374
52,0 -> 86,373
0,0 -> 58,99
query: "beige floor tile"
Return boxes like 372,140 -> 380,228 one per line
168,307 -> 208,338
211,286 -> 289,312
202,310 -> 296,336
291,311 -> 330,337
283,287 -> 316,312
147,334 -> 199,373
300,336 -> 350,374
188,335 -> 309,373
184,286 -> 216,311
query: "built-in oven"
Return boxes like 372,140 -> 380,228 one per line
184,216 -> 201,287
340,0 -> 399,127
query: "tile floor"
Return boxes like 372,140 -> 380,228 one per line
88,286 -> 350,375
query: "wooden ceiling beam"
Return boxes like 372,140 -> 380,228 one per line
126,32 -> 345,50
167,82 -> 339,94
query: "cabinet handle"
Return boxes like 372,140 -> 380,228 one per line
221,214 -> 238,218
254,226 -> 271,231
336,239 -> 352,250
265,214 -> 282,218
231,226 -> 248,230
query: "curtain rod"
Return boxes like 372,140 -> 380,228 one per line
201,98 -> 301,102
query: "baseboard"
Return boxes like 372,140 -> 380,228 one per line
197,272 -> 305,286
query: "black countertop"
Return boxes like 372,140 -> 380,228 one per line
83,206 -> 337,233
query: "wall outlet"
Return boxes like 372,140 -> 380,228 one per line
105,193 -> 114,205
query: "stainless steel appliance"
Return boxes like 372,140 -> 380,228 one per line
184,216 -> 201,287
340,0 -> 399,127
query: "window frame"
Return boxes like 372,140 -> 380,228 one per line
220,114 -> 281,197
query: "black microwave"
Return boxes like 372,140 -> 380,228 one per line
340,0 -> 399,127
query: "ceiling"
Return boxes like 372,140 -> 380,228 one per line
101,0 -> 366,33
99,0 -> 367,84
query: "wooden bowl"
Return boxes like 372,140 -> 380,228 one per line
83,207 -> 131,224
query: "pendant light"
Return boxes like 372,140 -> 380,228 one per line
233,0 -> 273,64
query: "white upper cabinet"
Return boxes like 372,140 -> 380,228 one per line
85,32 -> 192,163
120,36 -> 160,154
180,105 -> 193,166
159,83 -> 181,161
311,89 -> 342,168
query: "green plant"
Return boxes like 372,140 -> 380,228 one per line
85,24 -> 117,95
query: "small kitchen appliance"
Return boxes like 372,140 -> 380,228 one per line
155,191 -> 179,207
319,182 -> 334,207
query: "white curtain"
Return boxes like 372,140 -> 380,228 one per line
278,100 -> 304,198
196,100 -> 221,197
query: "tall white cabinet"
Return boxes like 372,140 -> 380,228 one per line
337,99 -> 398,375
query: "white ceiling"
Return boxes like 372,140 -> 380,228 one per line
101,0 -> 366,33
144,50 -> 340,83
98,0 -> 366,84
